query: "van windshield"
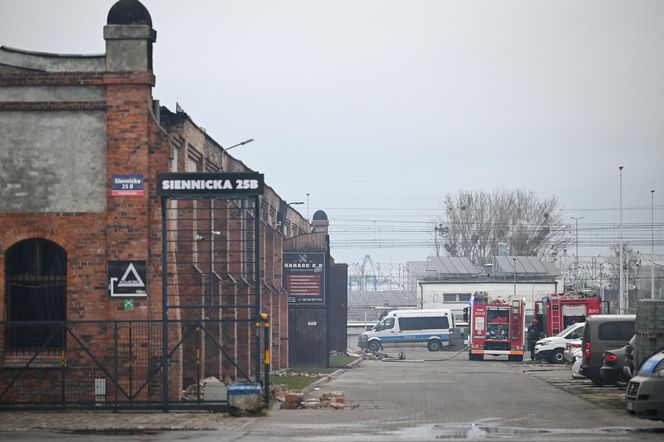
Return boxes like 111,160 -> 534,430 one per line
557,323 -> 583,339
375,317 -> 395,331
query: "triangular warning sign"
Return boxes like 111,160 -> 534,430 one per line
117,262 -> 145,288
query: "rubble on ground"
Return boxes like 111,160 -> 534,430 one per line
180,376 -> 221,401
270,384 -> 355,410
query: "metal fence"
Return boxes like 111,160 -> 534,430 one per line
0,319 -> 252,410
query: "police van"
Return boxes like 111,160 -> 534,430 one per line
358,309 -> 454,352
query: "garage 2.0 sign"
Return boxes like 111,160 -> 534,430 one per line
284,253 -> 325,306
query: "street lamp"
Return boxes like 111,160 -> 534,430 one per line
278,202 -> 305,236
221,138 -> 254,171
306,193 -> 310,221
571,216 -> 585,289
619,166 -> 624,313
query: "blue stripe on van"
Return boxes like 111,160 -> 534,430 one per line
379,333 -> 450,342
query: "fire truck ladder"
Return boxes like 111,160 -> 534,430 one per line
550,295 -> 561,335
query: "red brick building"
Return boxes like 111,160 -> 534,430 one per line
0,0 -> 309,406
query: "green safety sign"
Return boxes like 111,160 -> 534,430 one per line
124,299 -> 134,311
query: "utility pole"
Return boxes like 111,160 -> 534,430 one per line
652,190 -> 656,299
571,216 -> 585,290
619,166 -> 624,314
599,262 -> 604,302
513,257 -> 517,298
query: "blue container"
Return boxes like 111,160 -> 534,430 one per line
227,383 -> 262,411
228,383 -> 262,396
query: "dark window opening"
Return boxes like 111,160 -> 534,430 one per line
598,321 -> 634,342
5,238 -> 67,349
399,316 -> 449,331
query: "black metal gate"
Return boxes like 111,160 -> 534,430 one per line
0,173 -> 269,411
158,172 -> 268,411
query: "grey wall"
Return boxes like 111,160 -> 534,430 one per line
0,47 -> 105,72
0,110 -> 107,212
0,86 -> 105,102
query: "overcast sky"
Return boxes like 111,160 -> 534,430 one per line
1,0 -> 662,265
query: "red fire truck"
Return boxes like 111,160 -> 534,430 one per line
534,291 -> 609,337
464,292 -> 526,361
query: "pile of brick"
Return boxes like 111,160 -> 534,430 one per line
270,383 -> 288,403
283,391 -> 304,409
319,391 -> 353,410
299,392 -> 353,410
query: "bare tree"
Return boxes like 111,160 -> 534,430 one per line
606,243 -> 641,287
434,189 -> 571,265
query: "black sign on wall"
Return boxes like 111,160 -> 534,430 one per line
108,261 -> 147,297
156,172 -> 264,197
284,252 -> 325,306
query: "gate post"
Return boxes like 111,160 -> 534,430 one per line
262,312 -> 270,407
254,195 -> 262,383
161,196 -> 169,412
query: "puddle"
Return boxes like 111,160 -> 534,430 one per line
388,423 -> 664,440
59,429 -> 163,436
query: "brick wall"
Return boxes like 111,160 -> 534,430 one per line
0,54 -> 309,408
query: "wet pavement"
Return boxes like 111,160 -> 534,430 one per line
1,348 -> 663,441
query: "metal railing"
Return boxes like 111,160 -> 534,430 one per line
0,319 -> 253,410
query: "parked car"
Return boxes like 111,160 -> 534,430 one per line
580,314 -> 635,386
599,335 -> 635,385
623,335 -> 636,380
625,349 -> 664,421
534,322 -> 584,364
571,354 -> 585,379
358,309 -> 454,352
564,339 -> 582,363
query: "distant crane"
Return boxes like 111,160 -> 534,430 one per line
347,256 -> 409,291
348,255 -> 379,291
360,255 -> 378,291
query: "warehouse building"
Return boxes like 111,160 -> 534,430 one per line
0,0 -> 315,408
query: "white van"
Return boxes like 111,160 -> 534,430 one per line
533,321 -> 585,363
358,309 -> 454,352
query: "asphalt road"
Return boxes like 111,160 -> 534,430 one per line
2,347 -> 664,441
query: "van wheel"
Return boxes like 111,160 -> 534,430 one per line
508,355 -> 523,362
549,349 -> 565,364
368,341 -> 381,353
427,340 -> 442,352
469,353 -> 484,361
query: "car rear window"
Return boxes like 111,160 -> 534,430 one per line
597,321 -> 634,341
399,316 -> 449,331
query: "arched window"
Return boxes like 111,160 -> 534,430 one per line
5,238 -> 66,349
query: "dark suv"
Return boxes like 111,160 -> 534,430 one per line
581,315 -> 635,386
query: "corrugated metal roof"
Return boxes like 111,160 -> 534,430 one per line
542,261 -> 562,276
407,261 -> 428,273
495,256 -> 560,276
427,256 -> 479,275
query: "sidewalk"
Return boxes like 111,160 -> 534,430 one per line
0,410 -> 235,433
0,358 -> 366,433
